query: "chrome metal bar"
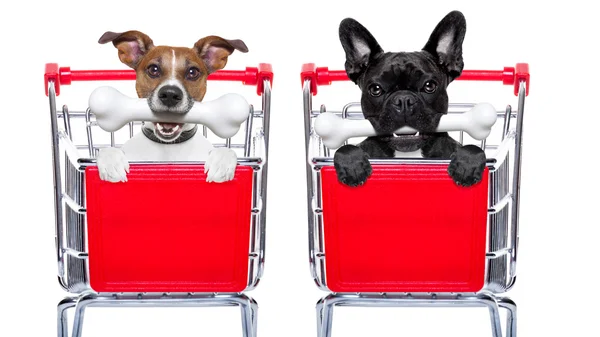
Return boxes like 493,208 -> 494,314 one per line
341,102 -> 355,147
110,132 -> 115,147
47,81 -> 66,284
70,292 -> 258,337
76,157 -> 262,168
303,80 -> 317,285
317,293 -> 504,337
203,125 -> 208,137
239,296 -> 256,337
129,122 -> 134,138
62,105 -> 73,140
251,301 -> 258,337
312,157 -> 497,167
486,248 -> 512,258
244,105 -> 255,157
491,130 -> 515,161
57,110 -> 88,118
342,102 -> 361,112
56,111 -> 143,119
319,104 -> 330,157
312,166 -> 329,290
246,214 -> 260,288
509,81 -> 527,284
70,143 -> 247,151
502,105 -> 512,140
62,193 -> 86,214
63,248 -> 88,259
257,79 -> 271,281
57,297 -> 77,337
261,79 -> 271,162
85,108 -> 94,158
498,297 -> 517,337
63,148 -> 89,293
251,170 -> 260,212
488,193 -> 512,214
246,168 -> 261,290
226,138 -> 232,148
316,299 -> 324,337
486,294 -> 503,337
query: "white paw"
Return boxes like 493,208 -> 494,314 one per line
96,147 -> 130,183
204,148 -> 237,183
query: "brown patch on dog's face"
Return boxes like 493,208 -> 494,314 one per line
134,46 -> 209,101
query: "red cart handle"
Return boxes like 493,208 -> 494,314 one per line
301,63 -> 529,96
45,63 -> 273,96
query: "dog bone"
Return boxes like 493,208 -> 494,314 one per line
89,86 -> 250,138
314,103 -> 497,149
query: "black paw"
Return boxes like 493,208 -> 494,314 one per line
333,145 -> 373,187
448,145 -> 486,187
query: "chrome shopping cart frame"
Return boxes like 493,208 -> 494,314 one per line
44,63 -> 273,337
301,63 -> 530,337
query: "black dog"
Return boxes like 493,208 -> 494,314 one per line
333,10 -> 486,187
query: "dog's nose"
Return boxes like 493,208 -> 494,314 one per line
158,86 -> 184,107
394,96 -> 416,112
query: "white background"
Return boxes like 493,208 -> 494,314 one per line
2,0 -> 599,336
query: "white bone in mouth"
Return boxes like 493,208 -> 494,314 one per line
89,86 -> 250,139
314,103 -> 497,149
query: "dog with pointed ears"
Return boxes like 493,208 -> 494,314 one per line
333,11 -> 487,187
95,30 -> 248,183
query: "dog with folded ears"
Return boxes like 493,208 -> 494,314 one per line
95,30 -> 248,183
333,10 -> 487,187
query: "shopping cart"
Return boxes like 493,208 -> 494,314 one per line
301,63 -> 529,337
44,62 -> 273,337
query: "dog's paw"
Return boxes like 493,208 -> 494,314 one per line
204,148 -> 237,183
448,145 -> 486,187
333,145 -> 373,187
96,147 -> 129,183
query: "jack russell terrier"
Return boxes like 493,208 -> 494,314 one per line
95,30 -> 248,183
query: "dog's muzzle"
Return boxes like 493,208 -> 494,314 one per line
150,85 -> 194,142
379,92 -> 435,133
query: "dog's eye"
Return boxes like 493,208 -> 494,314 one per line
423,80 -> 437,94
146,65 -> 161,78
186,67 -> 201,80
368,84 -> 383,97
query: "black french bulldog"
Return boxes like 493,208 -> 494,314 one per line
334,10 -> 486,187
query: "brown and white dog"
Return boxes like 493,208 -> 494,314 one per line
95,30 -> 248,183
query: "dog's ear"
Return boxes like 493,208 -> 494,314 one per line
422,10 -> 467,81
339,18 -> 383,84
98,31 -> 155,69
194,36 -> 248,74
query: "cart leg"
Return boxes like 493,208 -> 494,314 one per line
314,293 -> 510,337
60,293 -> 258,337
238,294 -> 256,337
251,299 -> 258,337
478,293 -> 503,337
319,294 -> 338,337
498,297 -> 517,337
71,293 -> 96,337
316,299 -> 324,337
57,297 -> 77,337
